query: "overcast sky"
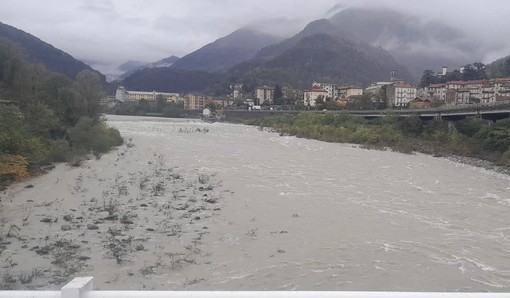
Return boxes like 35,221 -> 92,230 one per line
1,0 -> 510,76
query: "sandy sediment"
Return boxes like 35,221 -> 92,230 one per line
0,138 -> 225,290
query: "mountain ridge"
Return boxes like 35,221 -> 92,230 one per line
118,55 -> 180,80
229,32 -> 412,89
0,21 -> 102,80
170,28 -> 282,72
327,7 -> 479,77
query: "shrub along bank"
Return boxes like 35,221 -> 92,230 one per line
0,41 -> 123,188
246,113 -> 510,168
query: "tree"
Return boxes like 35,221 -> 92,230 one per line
156,94 -> 166,112
462,64 -> 476,81
273,84 -> 283,103
446,69 -> 462,82
57,87 -> 85,126
473,62 -> 487,79
162,105 -> 181,118
0,104 -> 27,154
72,70 -> 104,119
420,70 -> 436,88
42,73 -> 71,110
462,63 -> 486,81
503,58 -> 510,77
137,99 -> 150,113
347,93 -> 376,110
316,95 -> 325,105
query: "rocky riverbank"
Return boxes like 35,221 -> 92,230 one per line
0,138 -> 226,290
410,142 -> 510,176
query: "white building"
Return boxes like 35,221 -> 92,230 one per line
425,83 -> 447,102
337,85 -> 363,99
304,86 -> 328,107
312,82 -> 337,99
255,86 -> 274,105
230,84 -> 244,99
386,82 -> 417,107
115,87 -> 179,102
365,81 -> 393,95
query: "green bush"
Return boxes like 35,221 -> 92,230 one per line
68,117 -> 123,158
47,139 -> 71,162
248,113 -> 510,167
162,105 -> 181,118
502,149 -> 510,165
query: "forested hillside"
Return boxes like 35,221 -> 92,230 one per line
0,22 -> 102,80
122,67 -> 220,93
486,55 -> 510,78
230,32 -> 411,89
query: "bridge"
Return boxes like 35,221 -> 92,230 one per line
348,102 -> 510,122
223,101 -> 510,122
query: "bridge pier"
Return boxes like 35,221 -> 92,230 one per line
447,120 -> 456,132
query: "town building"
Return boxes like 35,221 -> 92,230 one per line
115,86 -> 179,102
436,66 -> 448,79
255,86 -> 274,105
365,81 -> 393,96
304,86 -> 328,107
409,97 -> 438,109
422,77 -> 510,106
446,89 -> 470,105
425,83 -> 447,102
212,98 -> 234,108
230,84 -> 244,99
312,82 -> 337,99
485,78 -> 510,103
386,82 -> 417,108
183,94 -> 213,110
365,70 -> 406,99
337,85 -> 363,99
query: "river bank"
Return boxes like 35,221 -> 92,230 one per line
0,136 -> 227,290
243,112 -> 510,176
410,141 -> 510,176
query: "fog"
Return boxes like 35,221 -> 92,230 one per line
1,0 -> 509,76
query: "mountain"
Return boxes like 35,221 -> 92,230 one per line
152,56 -> 180,68
229,30 -> 412,89
0,21 -> 99,80
327,7 -> 479,77
118,60 -> 147,73
122,18 -> 412,93
170,28 -> 282,72
118,55 -> 180,80
122,67 -> 219,93
253,19 -> 340,61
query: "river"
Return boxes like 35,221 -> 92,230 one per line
3,114 -> 509,291
103,115 -> 510,291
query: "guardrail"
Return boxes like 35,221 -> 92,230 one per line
1,277 -> 510,298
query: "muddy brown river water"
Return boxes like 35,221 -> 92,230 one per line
2,115 -> 510,291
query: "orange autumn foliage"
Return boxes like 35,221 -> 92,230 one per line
0,154 -> 29,181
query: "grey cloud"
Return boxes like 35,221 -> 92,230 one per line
79,0 -> 115,13
0,0 -> 509,78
